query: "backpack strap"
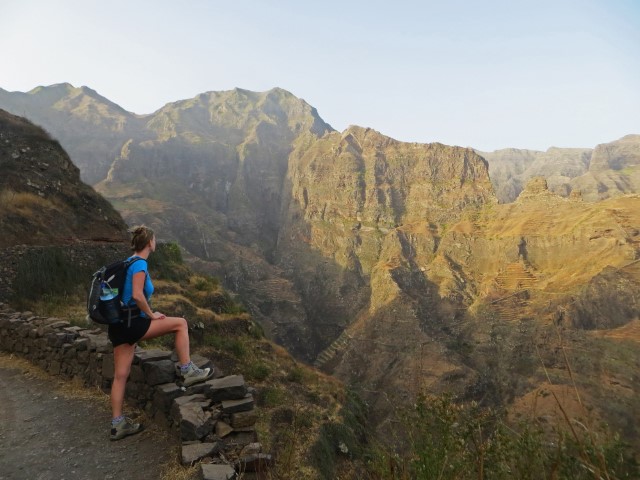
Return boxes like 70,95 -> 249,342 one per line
123,256 -> 146,327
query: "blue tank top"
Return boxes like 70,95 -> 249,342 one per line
121,257 -> 154,318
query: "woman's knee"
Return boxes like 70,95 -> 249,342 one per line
176,317 -> 188,332
113,365 -> 131,383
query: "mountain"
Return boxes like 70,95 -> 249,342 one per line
0,108 -> 128,247
1,85 -> 639,448
479,134 -> 640,203
0,83 -> 140,184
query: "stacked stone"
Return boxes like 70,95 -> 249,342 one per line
171,374 -> 273,478
0,304 -> 272,479
0,307 -> 112,387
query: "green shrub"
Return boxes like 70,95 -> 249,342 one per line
261,387 -> 286,407
286,366 -> 306,384
147,242 -> 190,282
193,275 -> 219,291
246,362 -> 271,381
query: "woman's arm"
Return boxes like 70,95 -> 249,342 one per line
131,271 -> 165,320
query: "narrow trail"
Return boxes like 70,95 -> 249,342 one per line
0,361 -> 176,480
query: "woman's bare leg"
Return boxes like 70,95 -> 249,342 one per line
141,316 -> 190,365
111,343 -> 136,418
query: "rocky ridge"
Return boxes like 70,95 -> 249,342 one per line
479,134 -> 640,203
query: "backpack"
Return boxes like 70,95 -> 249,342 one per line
87,257 -> 143,325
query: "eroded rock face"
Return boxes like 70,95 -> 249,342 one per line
275,126 -> 496,357
479,135 -> 640,203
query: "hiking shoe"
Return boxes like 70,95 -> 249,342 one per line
181,363 -> 214,387
110,417 -> 143,441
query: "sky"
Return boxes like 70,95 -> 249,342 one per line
1,0 -> 639,151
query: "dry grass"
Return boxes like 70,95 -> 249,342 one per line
0,189 -> 60,217
159,446 -> 199,480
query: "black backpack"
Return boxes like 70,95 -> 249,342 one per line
87,257 -> 143,325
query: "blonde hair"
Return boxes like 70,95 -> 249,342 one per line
129,225 -> 155,252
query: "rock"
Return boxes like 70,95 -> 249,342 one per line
171,394 -> 207,419
45,320 -> 71,329
221,395 -> 254,415
129,364 -> 145,383
181,442 -> 221,466
134,349 -> 173,364
73,338 -> 89,351
200,464 -> 236,480
239,443 -> 262,456
142,359 -> 176,385
205,375 -> 247,402
101,354 -> 114,380
153,383 -> 184,414
215,420 -> 233,438
80,332 -> 111,352
230,410 -> 257,428
179,403 -> 213,441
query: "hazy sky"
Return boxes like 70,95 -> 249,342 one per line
1,0 -> 639,151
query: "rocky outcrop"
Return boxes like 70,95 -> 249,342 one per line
0,109 -> 128,247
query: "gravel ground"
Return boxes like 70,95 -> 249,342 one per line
0,361 -> 178,480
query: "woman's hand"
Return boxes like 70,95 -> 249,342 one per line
151,312 -> 166,320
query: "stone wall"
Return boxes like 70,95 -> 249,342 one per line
0,304 -> 272,479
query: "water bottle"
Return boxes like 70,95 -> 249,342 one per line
100,283 -> 117,301
99,282 -> 121,323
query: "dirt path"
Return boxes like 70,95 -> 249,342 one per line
0,359 -> 178,480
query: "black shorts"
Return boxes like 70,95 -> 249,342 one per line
108,317 -> 152,347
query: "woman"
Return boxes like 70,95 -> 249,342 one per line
109,225 -> 213,441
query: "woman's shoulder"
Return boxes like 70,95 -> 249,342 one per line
128,256 -> 148,272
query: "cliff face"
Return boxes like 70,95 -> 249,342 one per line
275,126 -> 496,356
479,135 -> 640,203
0,109 -> 128,247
